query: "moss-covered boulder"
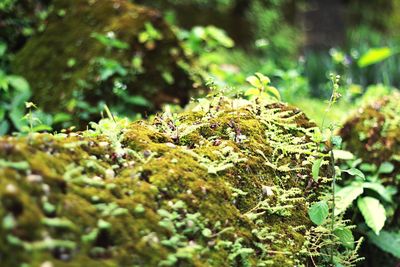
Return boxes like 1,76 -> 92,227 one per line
0,96 -> 339,266
13,0 -> 201,121
340,91 -> 400,176
339,92 -> 400,266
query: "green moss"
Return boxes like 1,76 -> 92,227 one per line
13,0 -> 201,119
340,92 -> 400,169
0,97 -> 327,266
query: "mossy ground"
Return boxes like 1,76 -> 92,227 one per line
0,97 -> 326,266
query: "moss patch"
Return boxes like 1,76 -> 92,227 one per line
0,97 -> 326,266
340,91 -> 400,175
13,0 -> 201,120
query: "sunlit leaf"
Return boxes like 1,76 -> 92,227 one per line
333,150 -> 354,160
362,182 -> 394,203
244,88 -> 260,96
246,75 -> 262,88
266,86 -> 281,101
358,47 -> 393,68
334,185 -> 363,215
357,197 -> 386,235
342,168 -> 365,180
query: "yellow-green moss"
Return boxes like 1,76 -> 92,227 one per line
0,97 -> 326,266
13,0 -> 200,117
340,91 -> 400,174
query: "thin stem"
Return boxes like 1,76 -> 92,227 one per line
329,148 -> 336,264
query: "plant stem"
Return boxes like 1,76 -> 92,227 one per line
329,148 -> 336,264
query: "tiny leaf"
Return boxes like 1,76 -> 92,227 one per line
312,158 -> 323,181
308,201 -> 329,225
378,162 -> 394,174
342,168 -> 365,180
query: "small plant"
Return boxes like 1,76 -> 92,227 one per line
245,72 -> 281,101
336,155 -> 398,253
138,22 -> 163,50
21,102 -> 52,134
307,74 -> 363,266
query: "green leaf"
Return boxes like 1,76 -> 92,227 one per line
359,163 -> 377,173
255,72 -> 270,85
266,86 -> 281,101
31,124 -> 53,132
0,120 -> 9,135
334,185 -> 363,215
378,162 -> 394,174
312,158 -> 323,181
308,201 -> 329,225
333,227 -> 354,249
246,75 -> 262,88
333,150 -> 354,160
7,76 -> 30,92
357,197 -> 386,235
367,230 -> 400,258
0,42 -> 7,57
362,182 -> 394,203
358,47 -> 393,68
341,168 -> 365,180
202,228 -> 212,238
53,113 -> 72,124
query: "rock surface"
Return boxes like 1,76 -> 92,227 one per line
0,97 -> 332,266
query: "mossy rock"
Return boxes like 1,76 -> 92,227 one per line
340,91 -> 400,177
0,96 -> 333,266
340,92 -> 400,266
12,0 -> 201,120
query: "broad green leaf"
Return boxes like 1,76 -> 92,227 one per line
31,124 -> 53,132
334,185 -> 363,215
357,197 -> 386,235
255,72 -> 270,85
312,158 -> 323,181
358,47 -> 393,68
266,86 -> 281,101
341,168 -> 365,180
246,75 -> 262,88
359,163 -> 376,173
308,201 -> 329,225
333,227 -> 354,249
362,182 -> 394,203
333,150 -> 354,160
378,162 -> 394,174
7,76 -> 30,92
367,230 -> 400,258
244,88 -> 260,96
53,113 -> 72,124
